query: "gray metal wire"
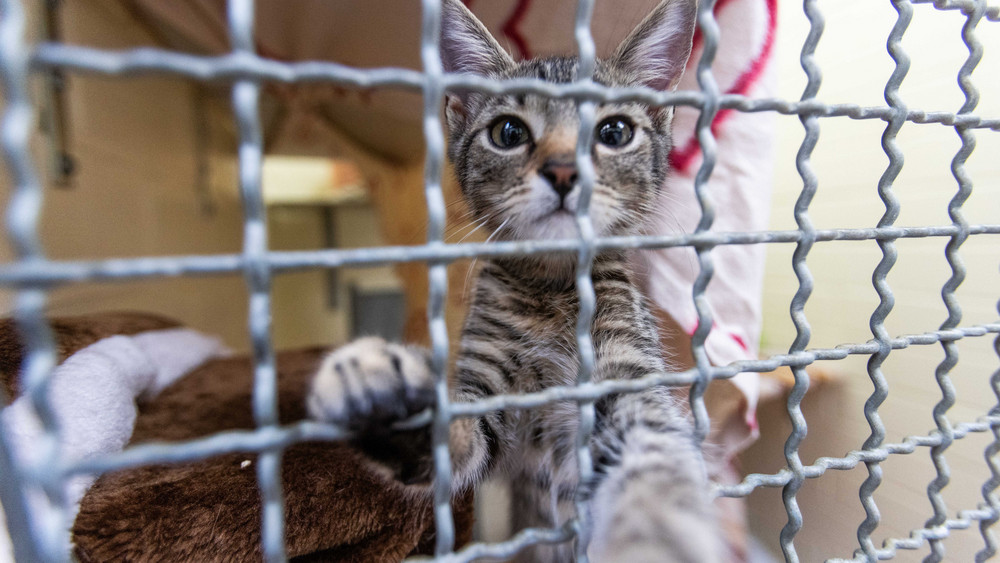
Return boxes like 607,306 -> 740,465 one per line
3,225 -> 1000,288
227,1 -> 288,560
416,0 -> 460,555
0,0 -> 67,560
689,0 -> 721,451
923,2 -> 984,561
925,1 -> 986,563
0,0 -> 998,562
27,44 -> 1000,131
778,0 -> 823,557
857,1 -> 910,559
982,325 -> 1000,562
570,0 -> 599,559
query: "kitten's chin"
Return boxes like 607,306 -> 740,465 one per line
524,209 -> 580,241
520,213 -> 632,243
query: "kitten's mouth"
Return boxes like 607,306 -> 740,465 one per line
543,207 -> 575,223
551,198 -> 578,215
527,207 -> 580,239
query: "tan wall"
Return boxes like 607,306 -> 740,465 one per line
0,1 -> 249,349
743,1 -> 1000,560
0,1 -> 362,352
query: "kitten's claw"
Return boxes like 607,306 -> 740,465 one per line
308,337 -> 435,429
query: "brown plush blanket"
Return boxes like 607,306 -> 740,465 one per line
1,312 -> 473,562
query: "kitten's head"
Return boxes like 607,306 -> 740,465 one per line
441,0 -> 696,244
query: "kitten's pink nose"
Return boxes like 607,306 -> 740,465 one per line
539,160 -> 578,200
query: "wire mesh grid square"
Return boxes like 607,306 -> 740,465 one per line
1,0 -> 999,561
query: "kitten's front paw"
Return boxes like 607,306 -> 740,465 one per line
307,337 -> 435,429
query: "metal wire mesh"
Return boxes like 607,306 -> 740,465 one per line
0,0 -> 998,562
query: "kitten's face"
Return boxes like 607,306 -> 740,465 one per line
448,59 -> 671,241
441,0 -> 695,243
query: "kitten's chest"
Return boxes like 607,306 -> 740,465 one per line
502,288 -> 643,392
510,307 -> 579,392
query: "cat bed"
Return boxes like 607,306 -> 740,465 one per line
0,312 -> 473,562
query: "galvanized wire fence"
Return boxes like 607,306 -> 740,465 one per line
1,0 -> 999,561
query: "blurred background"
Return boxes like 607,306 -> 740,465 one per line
1,0 -> 998,561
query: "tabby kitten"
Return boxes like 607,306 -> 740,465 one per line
308,0 -> 719,561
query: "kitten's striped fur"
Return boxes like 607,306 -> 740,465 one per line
308,1 -> 719,560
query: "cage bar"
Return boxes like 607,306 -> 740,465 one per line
225,0 -> 288,561
0,0 -> 67,560
922,1 -> 983,561
417,0 -> 458,556
857,0 -> 911,559
778,0 -> 824,557
0,0 -> 996,561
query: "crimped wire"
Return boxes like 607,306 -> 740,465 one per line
31,44 -> 1000,132
720,415 -> 1000,498
418,0 -> 458,557
0,0 -> 67,560
856,2 -> 911,560
0,225 -> 998,288
922,2 -> 984,561
36,323 -> 995,483
432,523 -> 575,563
978,323 -> 1000,561
911,0 -> 999,20
226,1 -> 286,561
570,0 -> 598,558
777,0 -> 823,560
826,504 -> 1000,561
689,0 -> 720,450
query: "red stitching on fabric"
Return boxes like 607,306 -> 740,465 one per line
687,320 -> 720,337
669,0 -> 778,173
502,0 -> 534,59
729,331 -> 749,352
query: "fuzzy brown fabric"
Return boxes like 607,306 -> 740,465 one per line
1,312 -> 473,562
0,311 -> 180,399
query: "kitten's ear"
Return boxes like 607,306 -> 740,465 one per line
441,0 -> 515,130
440,0 -> 515,76
609,0 -> 697,91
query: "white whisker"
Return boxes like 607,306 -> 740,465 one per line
485,216 -> 512,244
462,257 -> 479,298
456,215 -> 496,244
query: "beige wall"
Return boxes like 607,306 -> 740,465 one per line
743,1 -> 1000,560
0,1 -> 366,352
0,1 -> 251,349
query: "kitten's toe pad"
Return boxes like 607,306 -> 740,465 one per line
308,337 -> 435,428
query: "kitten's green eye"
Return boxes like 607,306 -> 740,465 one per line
489,116 -> 531,149
596,117 -> 634,147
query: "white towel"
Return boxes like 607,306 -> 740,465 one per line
0,328 -> 228,559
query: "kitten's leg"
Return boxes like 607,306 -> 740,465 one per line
508,481 -> 577,563
587,393 -> 720,563
307,336 -> 507,489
